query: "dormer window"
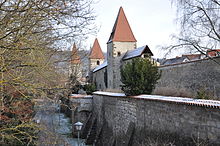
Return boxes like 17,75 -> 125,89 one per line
117,52 -> 121,57
97,60 -> 100,65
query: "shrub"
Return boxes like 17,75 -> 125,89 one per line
120,58 -> 161,96
196,88 -> 214,100
196,89 -> 208,99
83,83 -> 96,94
72,84 -> 82,94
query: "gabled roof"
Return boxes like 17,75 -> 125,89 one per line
182,54 -> 202,61
89,38 -> 105,59
93,61 -> 108,73
123,45 -> 153,60
71,43 -> 81,64
107,7 -> 136,43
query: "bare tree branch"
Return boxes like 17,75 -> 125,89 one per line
168,0 -> 220,55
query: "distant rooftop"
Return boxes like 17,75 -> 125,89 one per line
161,54 -> 204,66
182,54 -> 202,61
207,49 -> 220,57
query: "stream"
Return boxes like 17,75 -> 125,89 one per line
54,111 -> 87,146
34,98 -> 89,146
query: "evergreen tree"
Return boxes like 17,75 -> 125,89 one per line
120,58 -> 161,96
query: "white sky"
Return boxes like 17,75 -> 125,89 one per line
86,0 -> 180,58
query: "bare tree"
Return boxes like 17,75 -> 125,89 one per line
0,0 -> 96,145
169,0 -> 220,54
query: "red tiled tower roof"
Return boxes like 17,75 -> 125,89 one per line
71,43 -> 81,64
108,7 -> 137,43
89,38 -> 105,59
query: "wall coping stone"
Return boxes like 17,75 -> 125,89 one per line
93,91 -> 220,109
69,94 -> 93,99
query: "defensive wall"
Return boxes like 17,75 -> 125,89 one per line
83,91 -> 220,146
154,56 -> 220,99
93,56 -> 220,99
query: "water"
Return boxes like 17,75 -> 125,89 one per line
54,112 -> 87,146
34,99 -> 89,146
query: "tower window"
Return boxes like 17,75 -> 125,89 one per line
117,52 -> 121,57
97,60 -> 100,65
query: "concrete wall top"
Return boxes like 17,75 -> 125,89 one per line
93,91 -> 220,109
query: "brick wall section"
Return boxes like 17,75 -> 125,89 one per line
154,56 -> 220,98
92,92 -> 220,145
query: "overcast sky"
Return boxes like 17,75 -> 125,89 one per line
86,0 -> 180,58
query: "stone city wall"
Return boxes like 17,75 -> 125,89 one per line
92,91 -> 220,146
93,56 -> 220,99
154,56 -> 220,99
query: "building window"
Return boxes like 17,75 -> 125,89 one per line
143,54 -> 149,58
117,52 -> 121,57
97,60 -> 100,65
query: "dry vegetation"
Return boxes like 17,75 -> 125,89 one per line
0,0 -> 95,145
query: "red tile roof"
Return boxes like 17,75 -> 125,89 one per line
89,38 -> 105,59
71,43 -> 81,64
207,49 -> 220,57
108,7 -> 136,43
182,54 -> 201,60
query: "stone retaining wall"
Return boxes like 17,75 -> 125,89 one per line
60,94 -> 93,137
92,91 -> 220,146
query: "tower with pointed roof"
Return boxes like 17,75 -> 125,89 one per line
71,43 -> 81,64
69,43 -> 82,83
107,7 -> 137,89
89,38 -> 105,71
91,7 -> 154,90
